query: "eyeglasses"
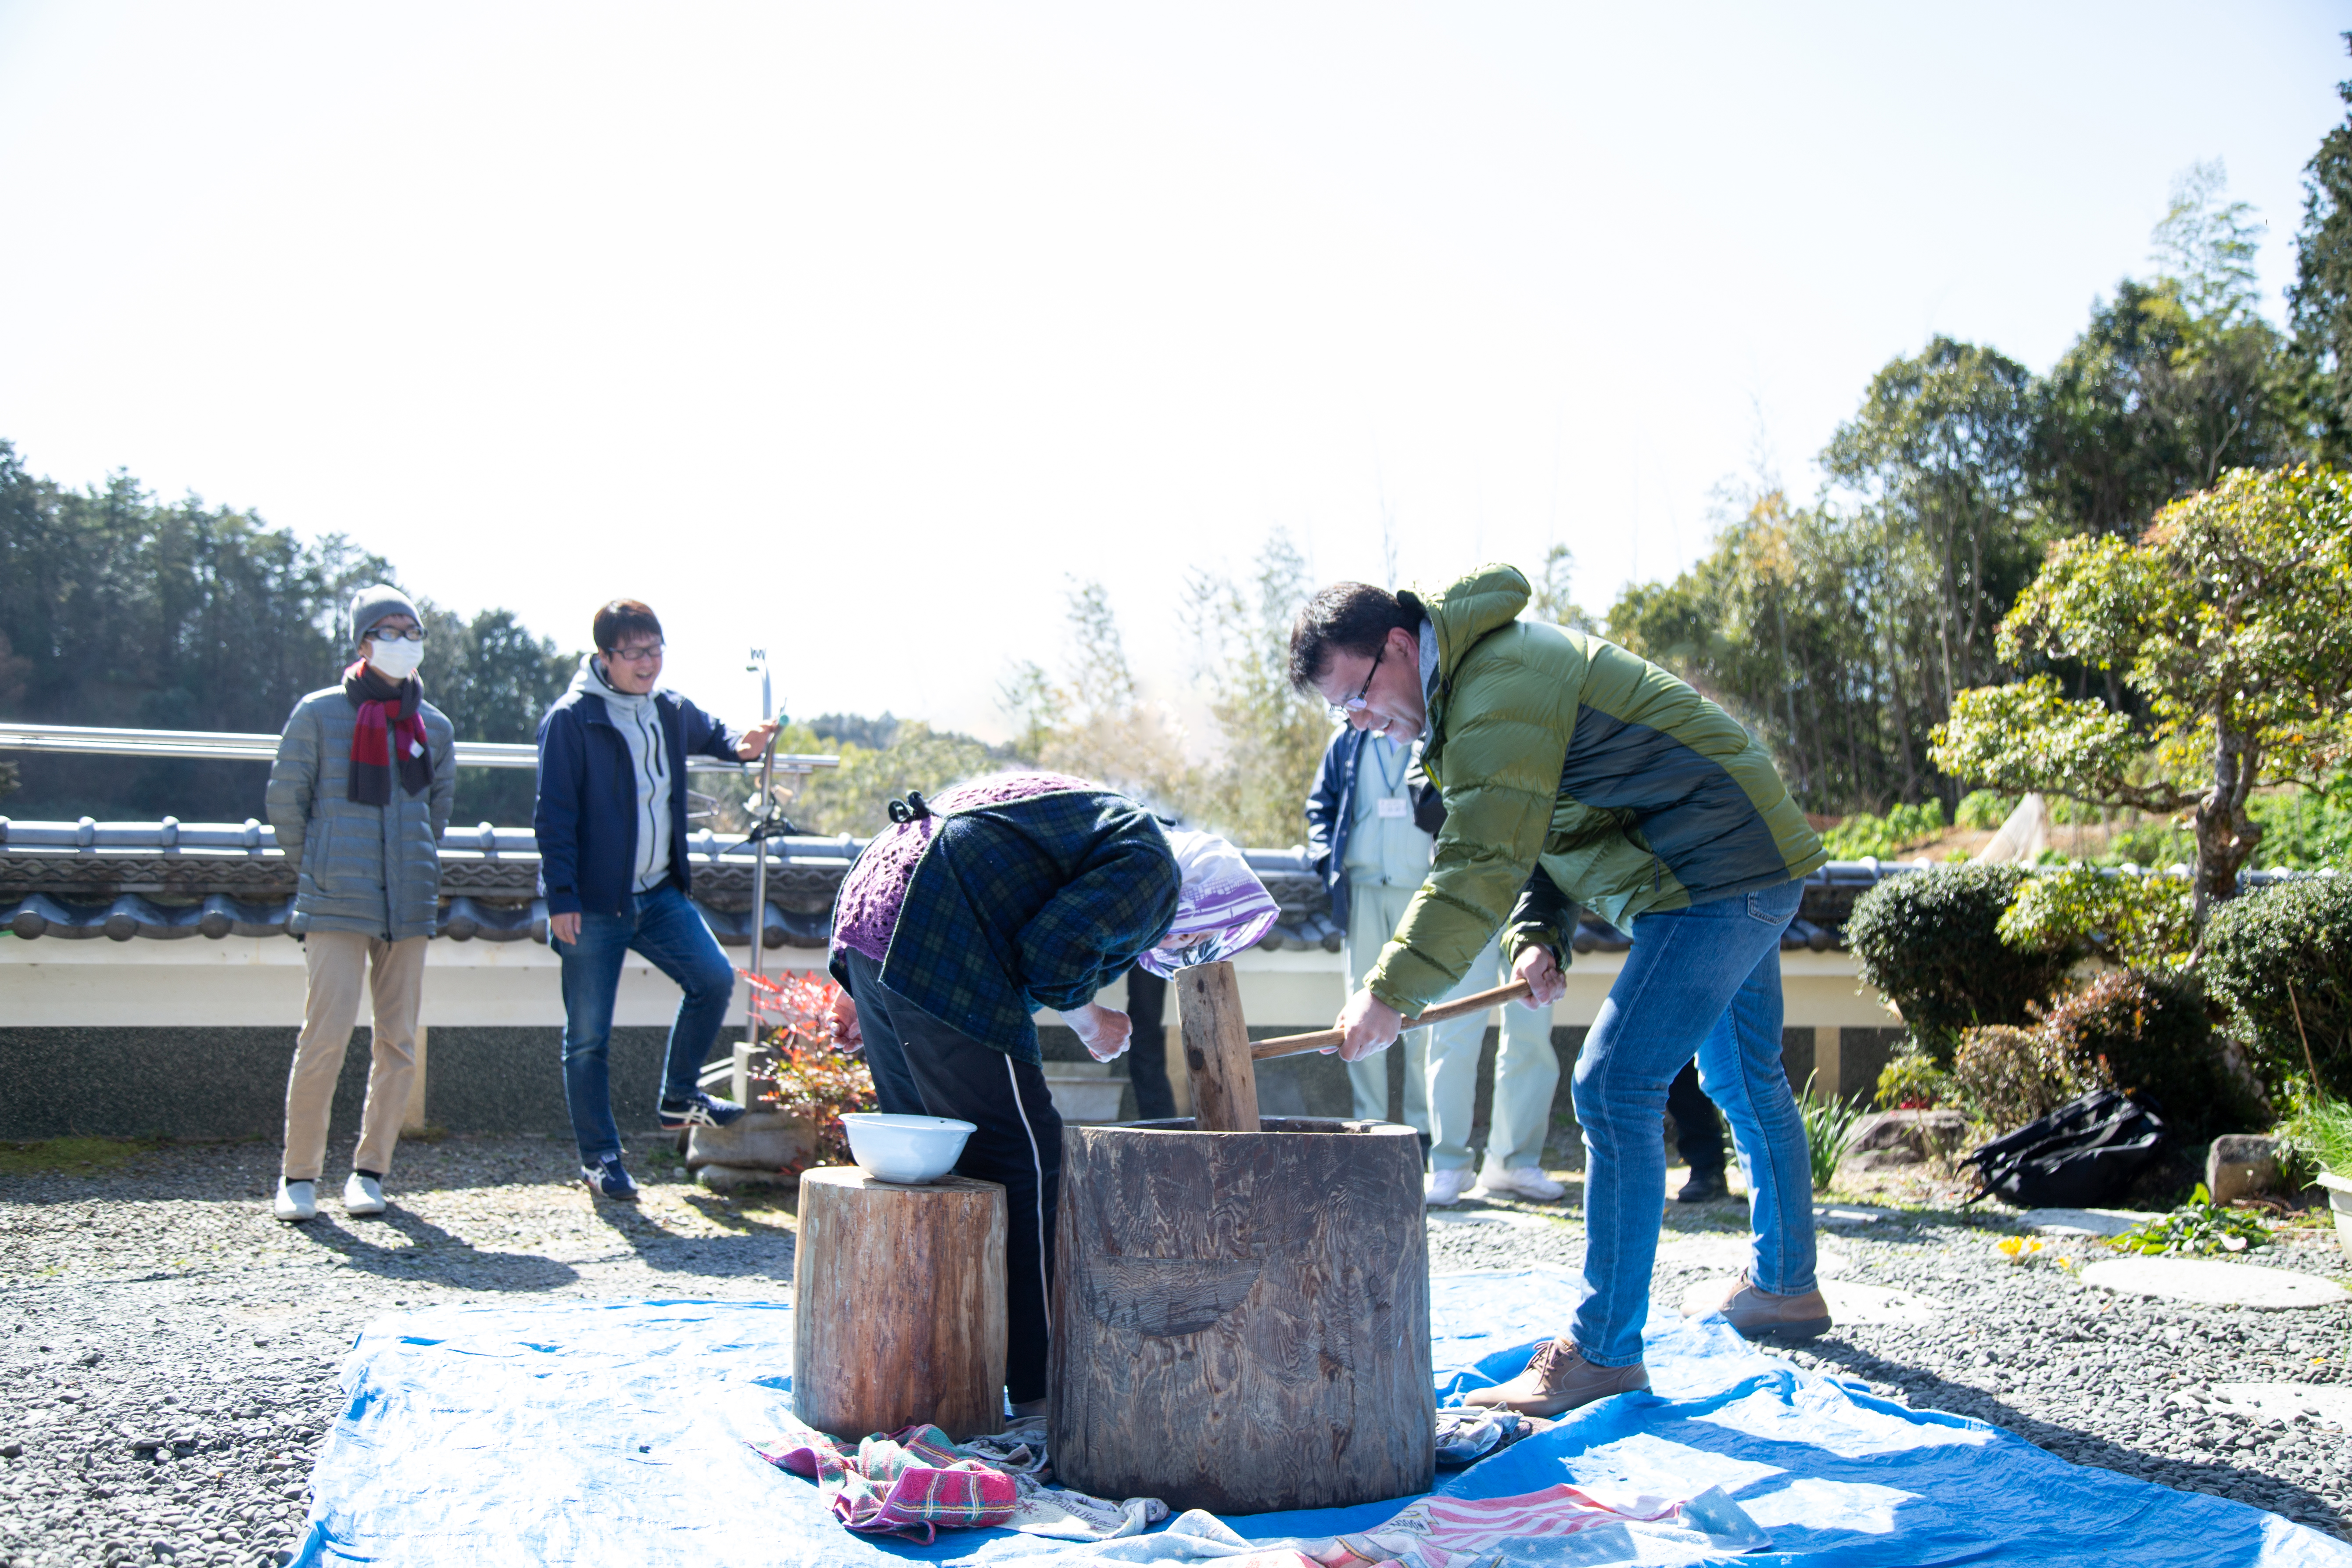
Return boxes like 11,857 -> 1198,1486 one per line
609,642 -> 665,664
1326,644 -> 1385,721
366,624 -> 426,643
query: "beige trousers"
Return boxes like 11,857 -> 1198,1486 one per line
281,931 -> 426,1182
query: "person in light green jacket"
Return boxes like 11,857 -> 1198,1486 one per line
1289,564 -> 1830,1415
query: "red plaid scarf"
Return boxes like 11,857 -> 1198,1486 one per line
343,660 -> 432,805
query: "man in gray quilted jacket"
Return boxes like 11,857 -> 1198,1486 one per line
263,585 -> 455,1222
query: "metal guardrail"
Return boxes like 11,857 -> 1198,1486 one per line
0,721 -> 840,775
0,816 -> 869,864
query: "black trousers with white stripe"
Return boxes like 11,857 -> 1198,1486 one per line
838,949 -> 1065,1407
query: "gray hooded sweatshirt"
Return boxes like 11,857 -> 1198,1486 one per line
570,655 -> 673,894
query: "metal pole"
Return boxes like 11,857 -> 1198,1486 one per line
746,652 -> 777,1053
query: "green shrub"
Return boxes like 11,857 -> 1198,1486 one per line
2247,775 -> 2352,870
2109,1184 -> 2268,1256
1997,865 -> 2195,972
2104,822 -> 2195,868
1846,864 -> 2078,1062
1797,1073 -> 1866,1189
2038,968 -> 2244,1129
2276,1093 -> 2352,1179
2203,875 -> 2352,1102
1956,789 -> 2016,831
1874,1048 -> 1958,1110
1952,1025 -> 2110,1133
1823,799 -> 1947,861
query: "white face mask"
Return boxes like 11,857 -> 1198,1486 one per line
366,637 -> 423,682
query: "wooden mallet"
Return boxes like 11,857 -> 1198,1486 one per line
1173,962 -> 1533,1133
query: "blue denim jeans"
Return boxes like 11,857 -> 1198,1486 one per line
552,881 -> 737,1163
1570,879 -> 1814,1367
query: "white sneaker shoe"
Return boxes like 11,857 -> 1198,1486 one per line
1476,1163 -> 1566,1202
274,1179 -> 317,1223
1424,1166 -> 1476,1206
342,1173 -> 387,1216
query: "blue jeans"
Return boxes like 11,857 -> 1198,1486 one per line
1570,879 -> 1814,1367
552,881 -> 737,1163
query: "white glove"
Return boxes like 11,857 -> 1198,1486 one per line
1067,1003 -> 1133,1062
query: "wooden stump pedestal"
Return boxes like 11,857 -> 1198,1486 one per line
793,1168 -> 1008,1441
1047,1117 -> 1433,1514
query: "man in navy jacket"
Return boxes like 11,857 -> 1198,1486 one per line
535,598 -> 778,1200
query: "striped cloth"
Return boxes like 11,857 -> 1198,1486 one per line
765,1421 -> 1016,1542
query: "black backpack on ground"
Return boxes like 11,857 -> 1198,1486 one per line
1960,1089 -> 2167,1209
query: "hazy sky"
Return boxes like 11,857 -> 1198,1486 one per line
1,3 -> 2345,743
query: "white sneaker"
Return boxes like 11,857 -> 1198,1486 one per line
273,1179 -> 317,1223
1476,1163 -> 1566,1202
342,1173 -> 387,1217
1424,1167 -> 1476,1206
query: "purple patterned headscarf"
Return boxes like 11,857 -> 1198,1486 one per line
1137,828 -> 1281,979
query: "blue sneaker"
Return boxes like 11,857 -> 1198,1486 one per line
581,1155 -> 639,1202
657,1091 -> 748,1132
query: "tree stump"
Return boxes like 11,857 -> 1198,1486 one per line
1048,1117 -> 1432,1513
793,1167 -> 1008,1441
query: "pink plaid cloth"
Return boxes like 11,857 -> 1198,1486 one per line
764,1421 -> 1018,1543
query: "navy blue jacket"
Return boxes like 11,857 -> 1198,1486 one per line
533,685 -> 744,918
1304,727 -> 1370,928
1305,728 -> 1449,935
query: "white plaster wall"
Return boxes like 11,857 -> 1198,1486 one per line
0,937 -> 1896,1030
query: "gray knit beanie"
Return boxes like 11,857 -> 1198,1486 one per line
348,584 -> 421,650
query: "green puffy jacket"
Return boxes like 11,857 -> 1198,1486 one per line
1364,565 -> 1826,1015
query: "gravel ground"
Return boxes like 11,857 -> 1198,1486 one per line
1,1136 -> 2347,1566
0,1134 -> 794,1568
1430,1177 -> 2352,1543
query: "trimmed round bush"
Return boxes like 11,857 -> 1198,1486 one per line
2038,968 -> 2246,1130
2203,875 -> 2352,1102
1952,1025 -> 2108,1132
1846,864 -> 2077,1062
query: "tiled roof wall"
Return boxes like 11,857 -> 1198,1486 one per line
0,816 -> 2016,954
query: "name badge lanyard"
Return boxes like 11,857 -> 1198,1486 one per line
1370,738 -> 1411,819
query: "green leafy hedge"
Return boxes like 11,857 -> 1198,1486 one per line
1846,865 -> 2078,1062
2202,875 -> 2352,1102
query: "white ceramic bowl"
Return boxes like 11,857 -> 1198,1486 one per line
842,1113 -> 976,1184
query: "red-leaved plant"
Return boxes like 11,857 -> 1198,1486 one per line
739,971 -> 876,1168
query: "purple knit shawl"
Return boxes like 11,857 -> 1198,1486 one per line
829,772 -> 1099,965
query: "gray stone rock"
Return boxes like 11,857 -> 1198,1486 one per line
2081,1256 -> 2352,1309
2205,1134 -> 2281,1205
683,1112 -> 813,1172
695,1163 -> 801,1194
1843,1109 -> 1970,1169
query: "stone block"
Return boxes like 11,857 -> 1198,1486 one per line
1843,1109 -> 1970,1170
1040,1062 -> 1128,1123
697,1163 -> 801,1194
686,1111 -> 814,1171
2205,1134 -> 2281,1205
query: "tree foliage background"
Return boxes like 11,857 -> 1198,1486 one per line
1607,140 -> 2347,829
0,442 -> 577,825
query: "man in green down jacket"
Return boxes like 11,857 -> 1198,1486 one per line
1290,564 -> 1830,1414
264,586 -> 455,1224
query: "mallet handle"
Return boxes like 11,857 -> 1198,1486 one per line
1248,979 -> 1535,1062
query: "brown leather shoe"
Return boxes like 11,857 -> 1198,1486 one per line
1696,1270 -> 1832,1344
1454,1337 -> 1649,1417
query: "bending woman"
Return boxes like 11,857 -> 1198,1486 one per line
826,771 -> 1276,1420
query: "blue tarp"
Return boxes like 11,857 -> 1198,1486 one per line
290,1270 -> 2352,1566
